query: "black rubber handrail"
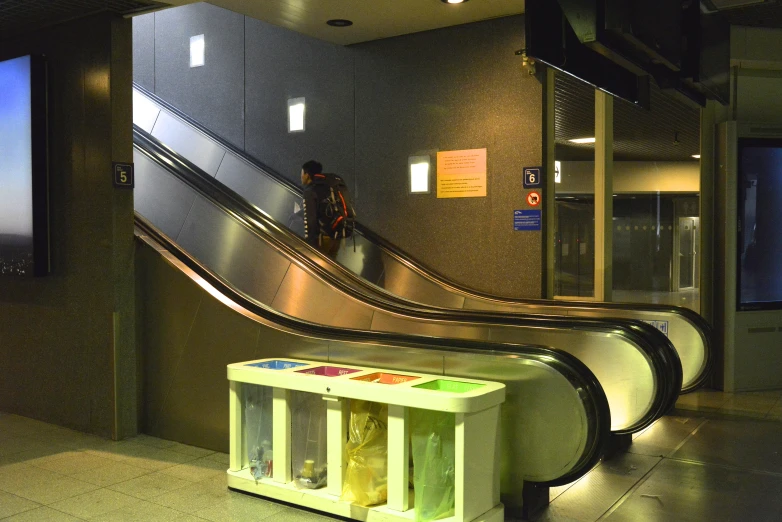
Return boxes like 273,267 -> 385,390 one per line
133,82 -> 712,392
135,213 -> 611,487
134,129 -> 683,433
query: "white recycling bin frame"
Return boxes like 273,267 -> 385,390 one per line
227,358 -> 506,522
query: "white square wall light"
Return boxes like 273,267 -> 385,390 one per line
408,155 -> 431,194
190,34 -> 205,68
288,98 -> 305,132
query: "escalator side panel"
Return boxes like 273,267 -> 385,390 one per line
138,237 -> 603,493
133,89 -> 161,133
215,151 -> 300,227
567,308 -> 706,391
271,263 -> 376,330
134,151 -> 197,241
176,196 -> 293,306
369,310 -> 491,341
381,252 -> 467,309
151,110 -> 226,177
444,354 -> 588,485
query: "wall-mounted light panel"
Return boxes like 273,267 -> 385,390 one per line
288,97 -> 305,132
555,160 -> 562,183
408,155 -> 431,194
190,34 -> 205,68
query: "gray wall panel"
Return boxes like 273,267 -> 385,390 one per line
153,3 -> 245,149
137,8 -> 543,298
353,16 -> 543,298
244,18 -> 355,188
0,14 -> 135,438
132,12 -> 154,91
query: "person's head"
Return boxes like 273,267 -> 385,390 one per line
301,160 -> 322,186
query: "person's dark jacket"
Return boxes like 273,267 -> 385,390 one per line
302,179 -> 328,248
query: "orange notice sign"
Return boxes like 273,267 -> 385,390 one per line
436,148 -> 487,198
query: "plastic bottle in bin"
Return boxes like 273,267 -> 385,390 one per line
250,440 -> 273,480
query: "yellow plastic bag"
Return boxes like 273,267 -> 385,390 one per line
341,400 -> 388,506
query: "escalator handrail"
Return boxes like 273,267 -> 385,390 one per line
133,82 -> 712,392
134,213 -> 611,487
134,129 -> 683,433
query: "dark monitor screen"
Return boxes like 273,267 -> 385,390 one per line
0,54 -> 48,277
738,138 -> 782,310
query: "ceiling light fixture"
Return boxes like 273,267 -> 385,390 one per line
441,0 -> 469,3
569,137 -> 596,144
692,154 -> 701,159
326,19 -> 353,27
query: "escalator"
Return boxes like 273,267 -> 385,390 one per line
133,84 -> 712,394
136,213 -> 611,513
134,126 -> 681,439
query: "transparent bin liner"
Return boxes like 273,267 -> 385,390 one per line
411,409 -> 455,522
245,385 -> 273,480
341,400 -> 388,507
291,391 -> 328,489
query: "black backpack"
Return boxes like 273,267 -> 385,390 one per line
312,173 -> 356,239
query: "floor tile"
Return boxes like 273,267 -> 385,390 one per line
629,414 -> 706,458
4,473 -> 99,505
202,452 -> 229,466
0,490 -> 41,519
260,506 -> 336,522
49,488 -> 139,519
675,389 -> 731,411
128,434 -> 180,450
718,393 -> 781,417
91,499 -> 188,522
193,493 -> 287,522
158,457 -> 227,483
32,451 -> 117,476
2,506 -> 85,521
107,471 -> 193,500
70,461 -> 151,487
151,481 -> 231,514
93,441 -> 199,471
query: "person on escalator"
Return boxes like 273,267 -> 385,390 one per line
300,160 -> 356,259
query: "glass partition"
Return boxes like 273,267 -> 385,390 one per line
611,84 -> 701,312
554,72 -> 596,298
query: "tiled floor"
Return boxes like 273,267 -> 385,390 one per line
2,388 -> 780,521
0,414 -> 333,521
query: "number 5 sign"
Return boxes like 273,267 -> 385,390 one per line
113,162 -> 135,189
523,167 -> 542,188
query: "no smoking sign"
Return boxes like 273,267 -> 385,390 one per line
526,191 -> 541,207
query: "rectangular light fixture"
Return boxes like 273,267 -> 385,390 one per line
692,154 -> 701,159
288,97 -> 305,132
569,137 -> 596,144
555,160 -> 562,183
408,155 -> 431,194
190,34 -> 205,68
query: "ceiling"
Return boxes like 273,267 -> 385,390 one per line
196,0 -> 526,45
555,73 -> 701,162
0,0 -> 167,40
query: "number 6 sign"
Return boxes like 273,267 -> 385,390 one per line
523,167 -> 542,188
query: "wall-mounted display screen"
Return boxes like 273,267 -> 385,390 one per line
738,138 -> 782,310
0,54 -> 49,276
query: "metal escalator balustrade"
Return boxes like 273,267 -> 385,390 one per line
132,83 -> 712,394
134,215 -> 612,504
133,132 -> 681,435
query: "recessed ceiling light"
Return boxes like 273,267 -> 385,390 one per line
442,0 -> 469,3
569,137 -> 596,144
692,154 -> 701,159
326,19 -> 353,27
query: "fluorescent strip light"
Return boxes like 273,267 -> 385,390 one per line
569,137 -> 596,144
190,34 -> 205,68
692,154 -> 701,159
288,98 -> 305,132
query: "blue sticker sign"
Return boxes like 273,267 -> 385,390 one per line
523,167 -> 542,188
644,320 -> 669,337
514,210 -> 542,231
